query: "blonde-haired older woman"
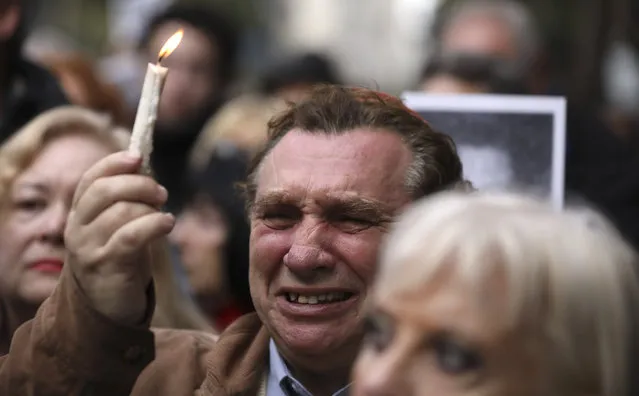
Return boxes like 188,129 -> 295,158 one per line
0,107 -> 210,354
352,191 -> 639,396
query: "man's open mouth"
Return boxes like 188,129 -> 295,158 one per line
285,292 -> 354,304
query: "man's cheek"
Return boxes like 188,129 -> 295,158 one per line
334,233 -> 383,281
254,226 -> 293,253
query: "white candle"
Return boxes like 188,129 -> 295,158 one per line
129,29 -> 184,174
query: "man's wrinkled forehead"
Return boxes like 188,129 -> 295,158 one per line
254,129 -> 412,199
258,128 -> 412,183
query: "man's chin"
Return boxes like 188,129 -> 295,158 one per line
273,319 -> 363,361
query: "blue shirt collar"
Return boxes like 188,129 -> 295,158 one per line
268,339 -> 351,396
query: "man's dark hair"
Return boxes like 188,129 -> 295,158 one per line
242,85 -> 465,210
140,4 -> 239,85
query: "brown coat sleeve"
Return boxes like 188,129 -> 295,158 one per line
0,269 -> 215,396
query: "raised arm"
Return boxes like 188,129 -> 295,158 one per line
0,152 -> 175,395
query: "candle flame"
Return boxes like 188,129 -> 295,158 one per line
158,29 -> 184,63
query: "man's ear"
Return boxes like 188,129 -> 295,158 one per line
0,4 -> 20,41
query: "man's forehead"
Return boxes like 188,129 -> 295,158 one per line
262,128 -> 411,169
254,129 -> 412,202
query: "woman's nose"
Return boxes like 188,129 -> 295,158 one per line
40,203 -> 68,244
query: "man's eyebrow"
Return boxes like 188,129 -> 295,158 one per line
253,190 -> 301,209
252,189 -> 395,220
321,195 -> 394,221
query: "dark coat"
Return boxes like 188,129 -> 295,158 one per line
0,58 -> 69,143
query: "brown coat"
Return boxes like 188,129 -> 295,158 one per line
0,270 -> 270,396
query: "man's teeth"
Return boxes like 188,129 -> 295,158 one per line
286,292 -> 350,304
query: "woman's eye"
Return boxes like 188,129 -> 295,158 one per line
363,315 -> 394,352
15,199 -> 47,213
433,337 -> 483,374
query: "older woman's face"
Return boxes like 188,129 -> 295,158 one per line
0,133 -> 112,306
352,271 -> 549,396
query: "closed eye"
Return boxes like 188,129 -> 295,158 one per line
257,205 -> 301,230
329,214 -> 378,233
14,198 -> 47,213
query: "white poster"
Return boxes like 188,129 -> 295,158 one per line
402,93 -> 567,209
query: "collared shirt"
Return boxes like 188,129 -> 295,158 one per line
267,339 -> 351,396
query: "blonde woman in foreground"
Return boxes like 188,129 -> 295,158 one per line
0,107 -> 210,355
352,191 -> 639,396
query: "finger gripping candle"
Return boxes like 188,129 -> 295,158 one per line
129,29 -> 184,175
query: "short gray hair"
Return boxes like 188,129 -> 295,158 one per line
377,191 -> 639,396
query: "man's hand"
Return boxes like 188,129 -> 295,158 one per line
64,152 -> 175,326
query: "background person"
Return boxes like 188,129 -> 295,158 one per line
0,107 -> 211,356
137,4 -> 240,213
170,146 -> 254,331
42,53 -> 129,127
0,0 -> 68,143
188,94 -> 286,172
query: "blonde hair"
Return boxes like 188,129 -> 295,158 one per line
189,94 -> 287,171
0,106 -> 129,209
377,191 -> 639,396
0,106 -> 212,333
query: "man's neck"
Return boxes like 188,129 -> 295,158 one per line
288,361 -> 352,396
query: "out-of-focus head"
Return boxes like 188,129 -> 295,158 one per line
259,52 -> 341,103
353,191 -> 639,396
243,84 -> 466,376
140,4 -> 239,130
43,53 -> 128,125
171,146 -> 253,313
419,53 -> 525,94
189,94 -> 287,171
0,0 -> 19,41
0,107 -> 128,307
436,0 -> 540,78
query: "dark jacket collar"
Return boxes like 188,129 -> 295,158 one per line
201,313 -> 270,396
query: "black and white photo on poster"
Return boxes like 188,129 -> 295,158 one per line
402,93 -> 567,209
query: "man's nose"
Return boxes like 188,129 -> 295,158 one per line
39,203 -> 67,245
283,218 -> 336,280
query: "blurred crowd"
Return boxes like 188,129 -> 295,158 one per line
0,0 -> 639,395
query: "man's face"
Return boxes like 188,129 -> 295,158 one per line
441,15 -> 518,61
147,21 -> 220,129
249,129 -> 413,370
